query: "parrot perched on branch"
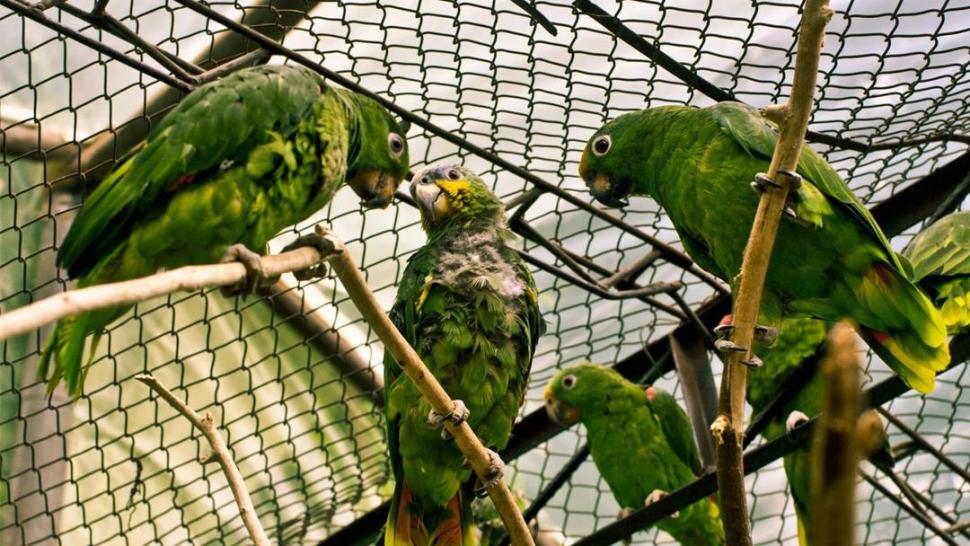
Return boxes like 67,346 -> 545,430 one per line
383,165 -> 544,546
579,101 -> 949,393
40,64 -> 410,396
903,210 -> 970,334
748,316 -> 894,546
545,364 -> 724,546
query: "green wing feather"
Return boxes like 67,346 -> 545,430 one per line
59,65 -> 324,277
648,388 -> 702,476
709,102 -> 902,270
904,211 -> 970,281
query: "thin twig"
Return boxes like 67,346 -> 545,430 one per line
318,226 -> 535,546
0,246 -> 324,341
710,3 -> 833,545
135,374 -> 270,546
810,322 -> 861,546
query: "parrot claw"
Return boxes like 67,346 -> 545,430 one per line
472,449 -> 505,497
645,489 -> 678,518
427,400 -> 470,437
618,508 -> 634,546
282,230 -> 338,281
786,410 -> 810,435
750,171 -> 802,193
714,321 -> 778,345
219,244 -> 275,296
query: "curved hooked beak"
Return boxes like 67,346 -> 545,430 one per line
586,173 -> 631,209
544,385 -> 581,427
411,179 -> 446,221
348,169 -> 402,209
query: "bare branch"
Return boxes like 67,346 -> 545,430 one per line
320,226 -> 536,546
711,2 -> 833,545
135,374 -> 270,546
810,322 -> 860,546
0,246 -> 326,341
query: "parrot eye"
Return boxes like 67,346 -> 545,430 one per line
388,133 -> 405,158
447,169 -> 462,181
592,135 -> 612,157
561,374 -> 577,390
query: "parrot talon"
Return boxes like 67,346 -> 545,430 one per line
786,410 -> 810,435
645,489 -> 678,518
750,172 -> 783,193
741,354 -> 764,368
713,321 -> 778,345
618,508 -> 634,546
714,339 -> 747,353
282,231 -> 338,280
426,400 -> 470,430
472,449 -> 505,497
219,244 -> 272,296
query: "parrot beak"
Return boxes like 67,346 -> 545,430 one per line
586,173 -> 631,208
348,169 -> 400,209
411,178 -> 447,222
544,385 -> 581,427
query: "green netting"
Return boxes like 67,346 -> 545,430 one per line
0,1 -> 968,545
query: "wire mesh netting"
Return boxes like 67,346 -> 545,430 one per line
1,0 -> 968,545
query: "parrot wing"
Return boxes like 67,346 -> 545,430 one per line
648,389 -> 703,476
904,211 -> 970,281
710,101 -> 903,271
59,64 -> 325,277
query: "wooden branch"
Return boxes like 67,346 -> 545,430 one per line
135,374 -> 270,546
711,2 -> 833,545
319,226 -> 536,546
0,246 -> 324,341
809,322 -> 860,546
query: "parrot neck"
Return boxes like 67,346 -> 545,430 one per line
628,107 -> 707,204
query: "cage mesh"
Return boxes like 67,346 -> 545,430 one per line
1,1 -> 968,545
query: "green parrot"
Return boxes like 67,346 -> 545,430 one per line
40,64 -> 410,395
544,364 -> 724,546
578,101 -> 949,393
902,211 -> 970,333
384,165 -> 544,546
748,316 -> 894,546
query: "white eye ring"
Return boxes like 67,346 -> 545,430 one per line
561,374 -> 577,390
592,135 -> 612,157
447,169 -> 462,180
388,133 -> 405,158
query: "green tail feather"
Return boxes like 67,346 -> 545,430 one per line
855,263 -> 950,393
39,242 -> 138,396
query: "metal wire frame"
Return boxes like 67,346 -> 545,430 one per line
3,1 -> 970,545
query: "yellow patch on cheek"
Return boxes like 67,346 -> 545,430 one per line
437,179 -> 470,196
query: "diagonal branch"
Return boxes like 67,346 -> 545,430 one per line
709,3 -> 832,545
321,226 -> 535,546
135,374 -> 270,546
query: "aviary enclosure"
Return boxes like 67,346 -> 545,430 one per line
0,1 -> 968,545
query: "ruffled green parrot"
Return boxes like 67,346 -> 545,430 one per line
40,64 -> 410,395
903,211 -> 970,333
578,101 -> 949,393
544,364 -> 724,546
384,165 -> 544,546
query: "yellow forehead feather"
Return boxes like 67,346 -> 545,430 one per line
436,178 -> 470,196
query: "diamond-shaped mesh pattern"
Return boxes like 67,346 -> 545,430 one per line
1,1 -> 967,545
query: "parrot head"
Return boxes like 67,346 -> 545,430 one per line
577,111 -> 648,208
344,92 -> 411,209
544,363 -> 623,427
408,164 -> 504,233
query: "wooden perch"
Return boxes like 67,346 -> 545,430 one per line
0,246 -> 324,342
135,374 -> 270,546
320,226 -> 536,546
809,322 -> 862,546
710,2 -> 833,545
